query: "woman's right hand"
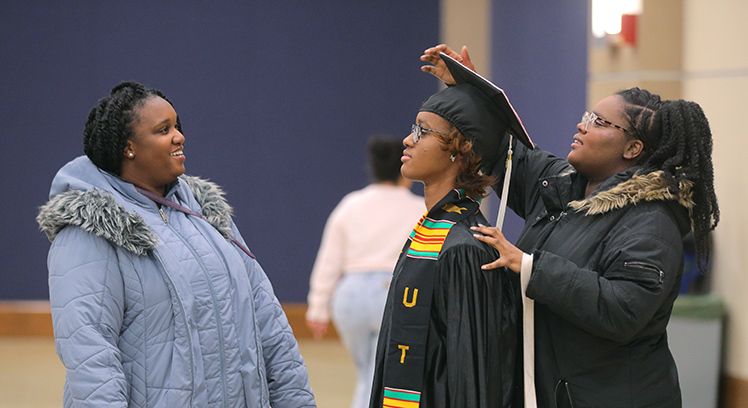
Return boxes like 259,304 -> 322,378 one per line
420,44 -> 476,85
471,224 -> 524,273
306,319 -> 328,340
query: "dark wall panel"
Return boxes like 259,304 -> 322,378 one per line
490,0 -> 589,241
0,2 -> 439,301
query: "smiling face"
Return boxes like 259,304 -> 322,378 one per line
121,96 -> 185,195
567,94 -> 643,183
401,111 -> 458,187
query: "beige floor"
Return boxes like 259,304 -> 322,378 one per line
0,336 -> 356,408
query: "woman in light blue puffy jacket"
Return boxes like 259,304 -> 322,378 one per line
36,81 -> 316,408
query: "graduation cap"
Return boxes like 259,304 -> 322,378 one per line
419,54 -> 533,173
418,52 -> 534,230
440,52 -> 533,150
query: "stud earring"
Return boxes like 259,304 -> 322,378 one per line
128,152 -> 134,158
450,155 -> 456,162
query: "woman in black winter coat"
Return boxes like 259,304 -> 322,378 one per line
422,44 -> 719,408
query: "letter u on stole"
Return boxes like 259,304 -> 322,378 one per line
403,287 -> 418,308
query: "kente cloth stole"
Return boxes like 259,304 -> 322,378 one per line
379,189 -> 480,408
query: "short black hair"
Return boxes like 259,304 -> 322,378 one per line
368,137 -> 405,183
83,81 -> 180,175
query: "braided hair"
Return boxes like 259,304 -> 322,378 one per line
616,87 -> 719,273
83,81 -> 181,176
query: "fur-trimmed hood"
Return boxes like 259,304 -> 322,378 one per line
569,170 -> 694,215
37,188 -> 158,255
37,156 -> 234,256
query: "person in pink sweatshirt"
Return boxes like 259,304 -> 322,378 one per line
306,137 -> 424,408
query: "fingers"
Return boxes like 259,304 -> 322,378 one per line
471,224 -> 522,273
471,224 -> 503,240
460,46 -> 476,72
420,65 -> 436,74
313,330 -> 325,340
472,233 -> 499,248
481,258 -> 506,270
306,320 -> 328,340
471,224 -> 506,269
422,44 -> 460,62
423,44 -> 450,55
461,46 -> 470,59
420,47 -> 443,69
420,51 -> 442,65
420,44 -> 461,85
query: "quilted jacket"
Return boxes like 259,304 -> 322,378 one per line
37,156 -> 316,408
492,142 -> 691,407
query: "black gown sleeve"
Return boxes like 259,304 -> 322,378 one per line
421,243 -> 520,408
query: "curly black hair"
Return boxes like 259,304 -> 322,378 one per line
83,81 -> 181,176
616,87 -> 719,273
434,126 -> 496,199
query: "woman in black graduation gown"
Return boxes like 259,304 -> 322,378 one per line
368,83 -> 522,408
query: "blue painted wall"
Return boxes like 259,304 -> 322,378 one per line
1,1 -> 588,302
0,2 -> 439,302
490,0 -> 589,242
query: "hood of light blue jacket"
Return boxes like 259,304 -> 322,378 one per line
37,155 -> 235,255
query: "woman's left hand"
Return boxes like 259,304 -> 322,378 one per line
471,224 -> 524,273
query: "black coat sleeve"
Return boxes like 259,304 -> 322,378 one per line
526,206 -> 684,341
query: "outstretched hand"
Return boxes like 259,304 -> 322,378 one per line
420,44 -> 476,85
471,224 -> 524,273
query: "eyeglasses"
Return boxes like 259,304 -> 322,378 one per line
581,111 -> 630,134
411,123 -> 448,143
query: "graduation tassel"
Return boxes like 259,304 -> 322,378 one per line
495,134 -> 537,408
496,135 -> 513,231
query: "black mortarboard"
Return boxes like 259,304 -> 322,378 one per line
419,84 -> 502,172
420,52 -> 534,229
440,52 -> 533,150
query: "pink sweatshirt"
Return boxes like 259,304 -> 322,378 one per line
306,184 -> 425,322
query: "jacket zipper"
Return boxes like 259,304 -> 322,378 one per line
154,252 -> 197,407
160,207 -> 231,406
624,261 -> 664,283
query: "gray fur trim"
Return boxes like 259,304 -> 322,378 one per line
36,189 -> 157,255
179,175 -> 235,239
36,176 -> 236,255
569,171 -> 695,215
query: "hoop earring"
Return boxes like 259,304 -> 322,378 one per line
450,155 -> 456,162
